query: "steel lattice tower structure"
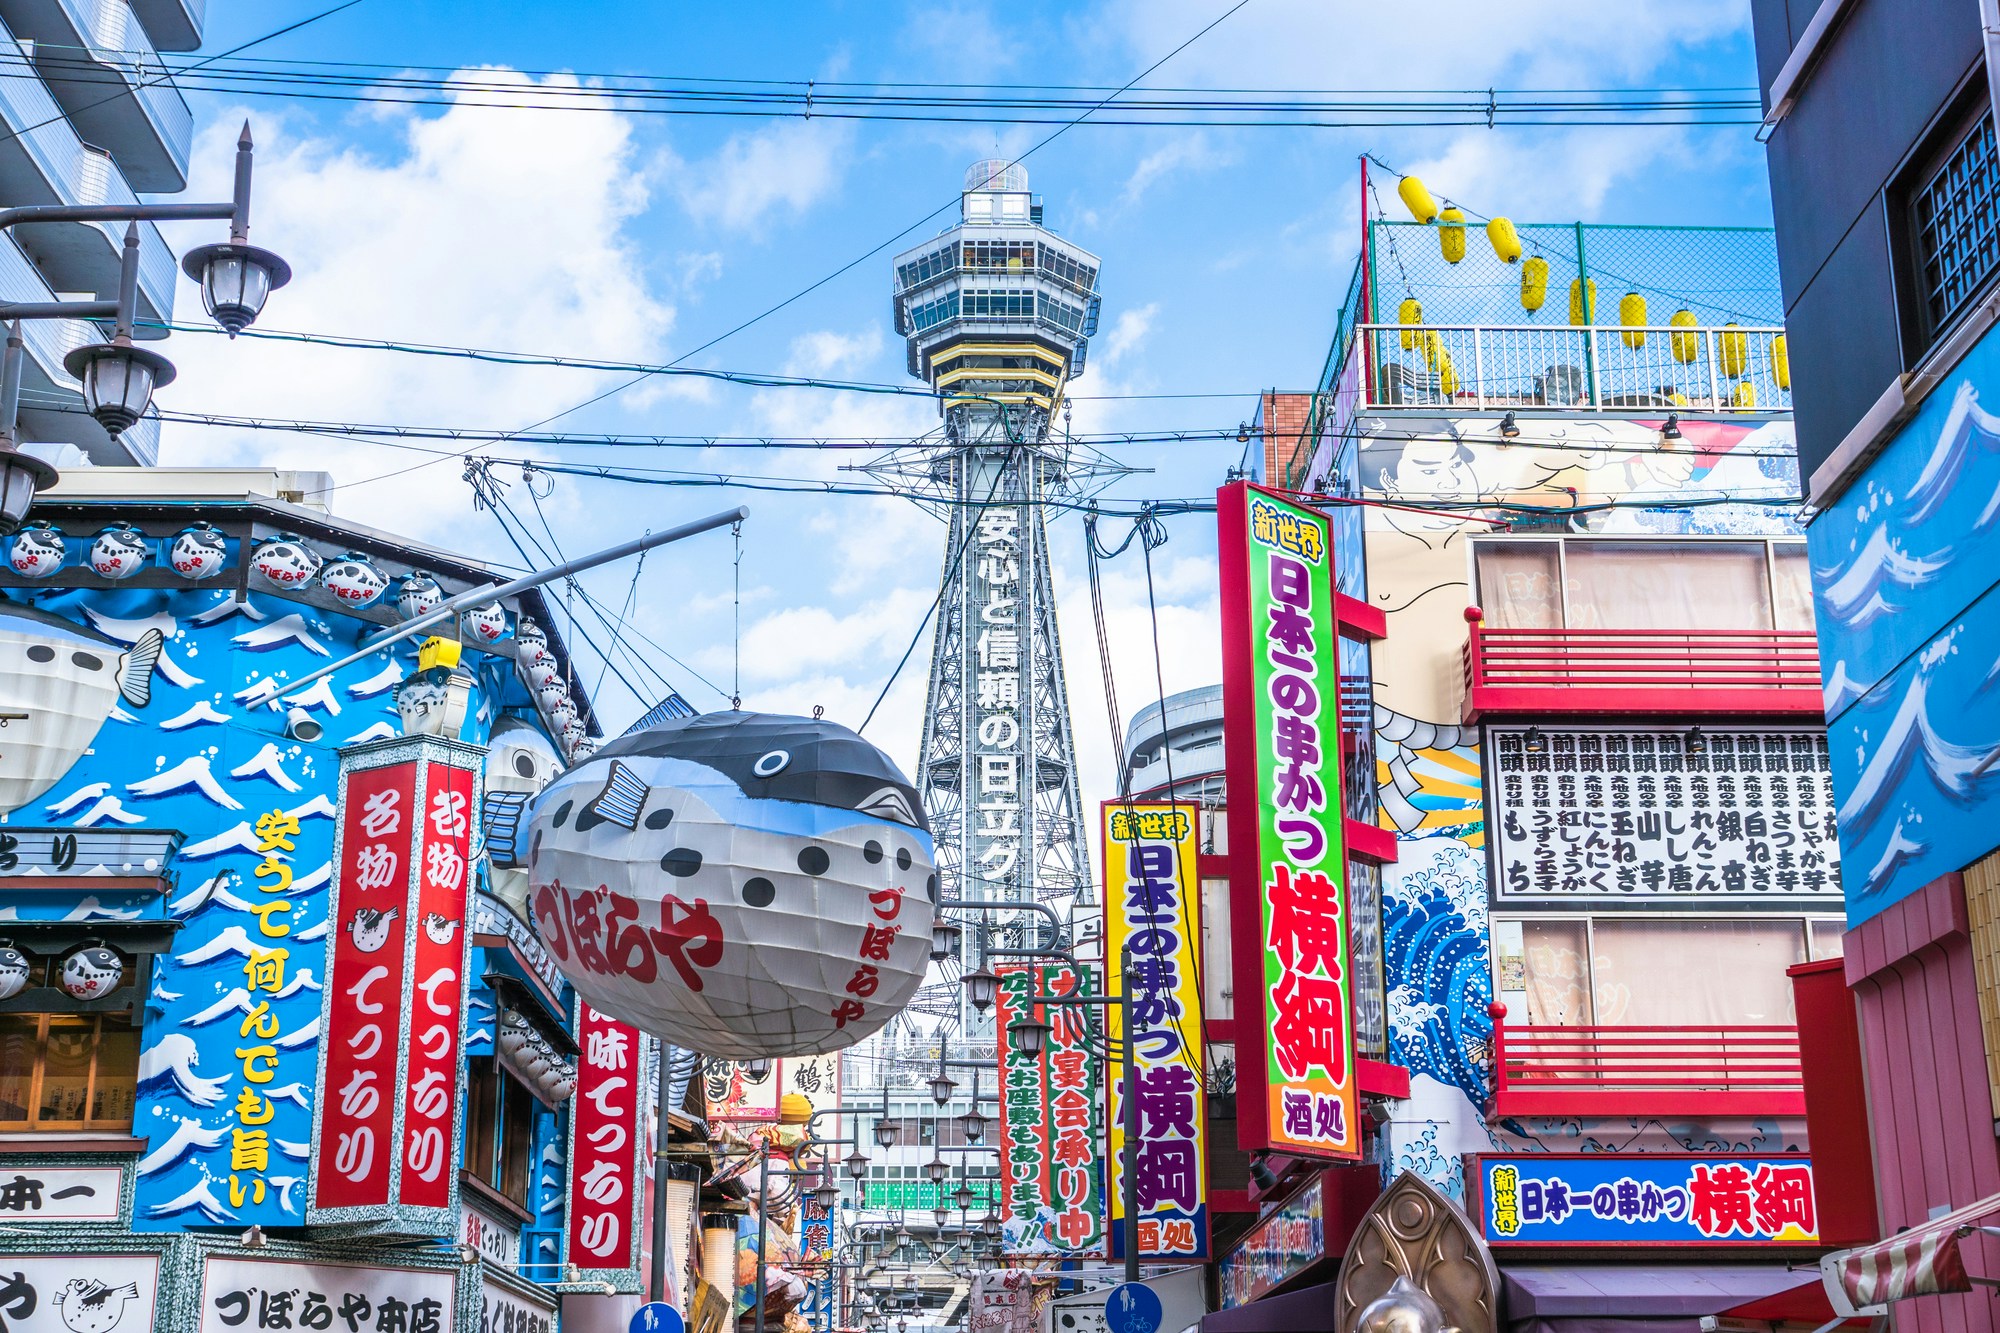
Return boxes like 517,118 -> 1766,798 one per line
874,162 -> 1104,995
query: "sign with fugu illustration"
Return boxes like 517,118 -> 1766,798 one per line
308,734 -> 482,1235
0,1253 -> 159,1333
507,711 -> 935,1057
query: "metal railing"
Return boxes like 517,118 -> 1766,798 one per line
1461,612 -> 1822,720
0,24 -> 176,313
1488,1003 -> 1804,1118
55,0 -> 195,168
1359,322 -> 1791,412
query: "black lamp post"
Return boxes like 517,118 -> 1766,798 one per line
0,122 -> 288,533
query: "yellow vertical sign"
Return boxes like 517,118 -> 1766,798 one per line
1102,800 -> 1210,1261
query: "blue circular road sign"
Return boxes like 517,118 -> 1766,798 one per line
632,1304 -> 685,1333
1105,1283 -> 1162,1333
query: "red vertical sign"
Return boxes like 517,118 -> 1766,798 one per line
398,761 -> 474,1210
567,1001 -> 645,1277
314,760 -> 419,1210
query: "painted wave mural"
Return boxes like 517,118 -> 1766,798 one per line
1811,326 -> 2000,918
0,581 -> 518,1230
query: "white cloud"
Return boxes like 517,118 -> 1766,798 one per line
153,71 -> 673,540
677,120 -> 856,232
1121,132 -> 1233,206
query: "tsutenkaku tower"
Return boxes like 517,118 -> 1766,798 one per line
886,159 -> 1102,957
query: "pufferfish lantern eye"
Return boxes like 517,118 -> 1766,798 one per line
752,749 -> 790,778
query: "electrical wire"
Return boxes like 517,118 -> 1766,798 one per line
0,50 -> 1763,126
318,0 -> 1256,500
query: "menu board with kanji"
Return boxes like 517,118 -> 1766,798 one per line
1485,726 -> 1842,906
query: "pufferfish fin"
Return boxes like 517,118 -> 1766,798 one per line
482,790 -> 532,868
117,627 -> 164,708
580,759 -> 648,831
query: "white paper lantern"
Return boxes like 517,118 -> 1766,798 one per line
463,601 -> 508,645
0,946 -> 29,1001
524,712 -> 935,1058
59,946 -> 122,1000
319,552 -> 389,608
89,525 -> 149,580
250,535 -> 321,591
169,524 -> 228,580
395,571 -> 444,620
9,523 -> 63,577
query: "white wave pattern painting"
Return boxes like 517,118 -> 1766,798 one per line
135,1116 -> 229,1176
233,614 -> 330,656
177,823 -> 265,860
174,925 -> 259,966
348,660 -> 403,698
127,755 -> 245,810
72,794 -> 145,827
1837,670 -> 2000,845
1817,525 -> 1950,628
160,700 -> 231,730
167,869 -> 257,915
44,781 -> 109,815
1866,817 -> 1929,889
144,1179 -> 237,1224
135,1033 -> 230,1107
229,743 -> 303,793
1907,381 -> 2000,524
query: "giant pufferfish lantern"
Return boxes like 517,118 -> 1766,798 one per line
490,711 -> 935,1059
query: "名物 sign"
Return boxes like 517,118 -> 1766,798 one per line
201,1256 -> 454,1333
1486,726 -> 1842,905
1470,1155 -> 1819,1245
1103,801 -> 1209,1261
565,1000 -> 651,1291
995,962 -> 1103,1258
1217,483 -> 1359,1161
1215,1175 -> 1326,1308
308,735 -> 483,1235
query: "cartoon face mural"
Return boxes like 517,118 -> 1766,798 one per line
0,602 -> 161,813
523,711 -> 935,1057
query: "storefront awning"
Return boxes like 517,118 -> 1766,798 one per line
1503,1265 -> 1811,1333
1822,1190 -> 2000,1312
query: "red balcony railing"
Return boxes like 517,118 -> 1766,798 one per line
1487,1002 -> 1805,1119
1461,607 -> 1823,722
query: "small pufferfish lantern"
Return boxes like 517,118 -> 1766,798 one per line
499,711 -> 935,1058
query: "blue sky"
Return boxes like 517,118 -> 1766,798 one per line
156,0 -> 1779,809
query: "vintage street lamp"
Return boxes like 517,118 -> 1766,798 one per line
845,1150 -> 870,1180
958,1105 -> 986,1144
953,1182 -> 975,1211
1007,1015 -> 1050,1056
0,123 -> 289,531
962,965 -> 999,1013
813,1180 -> 840,1210
873,1117 -> 897,1149
929,917 -> 962,961
924,1157 -> 950,1186
929,1072 -> 956,1107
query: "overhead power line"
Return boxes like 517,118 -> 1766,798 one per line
0,50 -> 1764,127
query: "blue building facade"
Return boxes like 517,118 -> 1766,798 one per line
0,474 -> 613,1333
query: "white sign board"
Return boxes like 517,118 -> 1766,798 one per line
1486,725 -> 1842,905
462,1202 -> 521,1270
200,1258 -> 454,1333
0,1254 -> 158,1333
479,1273 -> 556,1333
0,1166 -> 122,1221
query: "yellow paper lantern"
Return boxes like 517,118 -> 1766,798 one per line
1569,277 -> 1598,326
1421,329 -> 1445,370
1438,350 -> 1458,396
1773,333 -> 1790,389
1439,207 -> 1466,264
1719,323 -> 1749,378
1397,174 -> 1439,224
1487,216 -> 1522,264
1618,292 -> 1648,349
779,1093 -> 814,1125
1733,380 -> 1756,409
1669,308 -> 1699,364
1398,297 -> 1424,350
1520,256 -> 1549,313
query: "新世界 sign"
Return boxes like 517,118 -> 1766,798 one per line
1103,801 -> 1209,1261
1469,1154 -> 1819,1245
1218,483 -> 1359,1161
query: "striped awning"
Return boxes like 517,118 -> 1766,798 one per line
1823,1193 -> 2000,1312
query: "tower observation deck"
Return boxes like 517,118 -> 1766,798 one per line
882,161 -> 1102,1007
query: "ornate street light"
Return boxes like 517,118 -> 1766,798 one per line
963,966 -> 999,1013
845,1150 -> 870,1180
873,1117 -> 898,1149
958,1107 -> 987,1144
813,1181 -> 840,1210
1008,1016 -> 1051,1057
929,1072 -> 956,1107
925,1157 -> 950,1186
953,1182 -> 974,1211
930,917 -> 962,961
179,127 -> 291,335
